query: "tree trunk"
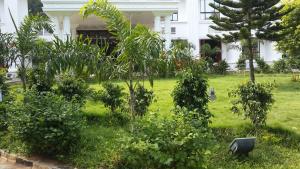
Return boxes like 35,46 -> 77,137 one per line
129,79 -> 136,117
248,38 -> 256,83
20,58 -> 27,91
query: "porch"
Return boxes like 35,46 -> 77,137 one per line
41,0 -> 179,48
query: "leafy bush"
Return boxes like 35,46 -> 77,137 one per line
212,60 -> 229,74
272,59 -> 290,73
27,66 -> 53,92
236,58 -> 246,71
0,72 -> 14,131
92,82 -> 125,113
256,57 -> 272,73
119,111 -> 213,169
9,90 -> 85,156
229,82 -> 274,129
133,85 -> 154,116
172,70 -> 212,126
189,59 -> 209,74
57,75 -> 89,105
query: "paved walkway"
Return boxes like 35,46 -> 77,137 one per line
0,158 -> 31,169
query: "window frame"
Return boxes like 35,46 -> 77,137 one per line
200,0 -> 220,20
171,12 -> 178,21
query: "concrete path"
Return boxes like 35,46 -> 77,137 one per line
0,158 -> 31,169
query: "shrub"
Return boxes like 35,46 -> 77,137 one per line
0,72 -> 14,131
27,66 -> 53,92
256,57 -> 272,73
9,90 -> 85,156
236,58 -> 246,71
133,85 -> 154,116
189,59 -> 209,74
172,70 -> 212,125
272,59 -> 290,73
57,75 -> 89,105
92,82 -> 125,113
229,82 -> 274,129
212,60 -> 229,74
119,111 -> 213,169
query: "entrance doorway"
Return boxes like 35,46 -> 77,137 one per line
77,30 -> 117,54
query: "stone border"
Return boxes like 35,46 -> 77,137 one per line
0,149 -> 72,169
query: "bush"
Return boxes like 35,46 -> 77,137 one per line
0,72 -> 14,131
133,85 -> 154,116
119,111 -> 213,169
256,57 -> 272,73
172,70 -> 212,126
92,82 -> 125,113
57,75 -> 89,105
9,90 -> 85,156
27,66 -> 53,92
272,59 -> 290,73
229,82 -> 274,129
212,60 -> 229,74
236,58 -> 246,71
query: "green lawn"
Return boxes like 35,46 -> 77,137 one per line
69,74 -> 300,169
85,74 -> 300,132
3,74 -> 300,169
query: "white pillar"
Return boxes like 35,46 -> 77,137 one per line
186,0 -> 200,57
154,15 -> 161,33
51,16 -> 61,37
63,15 -> 71,40
164,15 -> 172,49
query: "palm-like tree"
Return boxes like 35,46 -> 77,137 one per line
81,0 -> 163,115
47,36 -> 108,79
9,12 -> 53,90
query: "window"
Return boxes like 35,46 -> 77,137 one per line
171,27 -> 176,34
171,12 -> 178,21
200,0 -> 220,20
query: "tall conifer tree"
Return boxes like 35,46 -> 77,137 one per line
208,0 -> 289,82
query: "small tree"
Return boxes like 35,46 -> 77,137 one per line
0,33 -> 13,67
208,0 -> 290,83
94,82 -> 125,113
81,0 -> 162,116
277,0 -> 300,67
172,69 -> 212,127
229,82 -> 274,130
8,13 -> 53,90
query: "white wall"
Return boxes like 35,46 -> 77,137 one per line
2,0 -> 28,76
1,0 -> 28,33
169,0 -> 282,65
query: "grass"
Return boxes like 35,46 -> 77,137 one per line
67,73 -> 300,169
2,74 -> 300,169
85,74 -> 300,132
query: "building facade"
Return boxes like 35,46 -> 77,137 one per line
0,0 -> 28,33
40,0 -> 282,70
0,0 -> 28,76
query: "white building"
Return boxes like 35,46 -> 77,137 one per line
0,0 -> 28,76
0,0 -> 28,33
1,0 -> 281,70
41,0 -> 283,69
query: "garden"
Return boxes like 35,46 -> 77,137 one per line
0,0 -> 300,169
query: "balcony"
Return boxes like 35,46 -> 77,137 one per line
41,0 -> 180,12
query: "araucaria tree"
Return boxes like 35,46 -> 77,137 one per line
277,0 -> 300,68
81,0 -> 162,116
208,0 -> 289,83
